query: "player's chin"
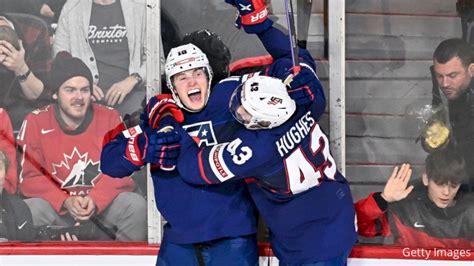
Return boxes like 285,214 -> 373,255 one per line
185,99 -> 206,111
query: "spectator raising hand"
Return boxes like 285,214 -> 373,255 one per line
381,163 -> 414,203
355,148 -> 474,248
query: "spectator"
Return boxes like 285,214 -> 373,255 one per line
0,108 -> 18,194
0,150 -> 38,241
355,148 -> 474,248
17,52 -> 146,241
53,0 -> 151,118
0,13 -> 52,130
430,38 -> 474,190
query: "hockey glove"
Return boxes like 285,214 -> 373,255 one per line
286,66 -> 322,106
124,125 -> 181,169
143,94 -> 184,129
225,0 -> 273,34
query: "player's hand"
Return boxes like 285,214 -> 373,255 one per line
286,66 -> 322,106
125,126 -> 181,168
381,163 -> 414,203
105,76 -> 136,106
225,0 -> 273,34
143,94 -> 184,129
142,127 -> 181,166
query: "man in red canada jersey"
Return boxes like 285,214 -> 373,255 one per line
17,52 -> 146,241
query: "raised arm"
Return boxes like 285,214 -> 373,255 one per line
226,0 -> 315,64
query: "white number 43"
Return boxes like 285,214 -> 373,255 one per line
226,138 -> 253,165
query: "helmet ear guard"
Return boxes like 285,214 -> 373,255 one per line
165,43 -> 213,112
230,76 -> 296,130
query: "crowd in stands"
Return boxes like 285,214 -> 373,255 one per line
0,0 -> 472,253
0,0 -> 149,241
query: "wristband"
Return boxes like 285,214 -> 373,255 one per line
130,72 -> 143,86
17,69 -> 31,82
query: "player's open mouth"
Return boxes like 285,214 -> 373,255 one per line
188,88 -> 201,102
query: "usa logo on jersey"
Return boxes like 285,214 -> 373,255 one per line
183,121 -> 217,147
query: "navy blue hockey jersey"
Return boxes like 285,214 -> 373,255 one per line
173,67 -> 357,263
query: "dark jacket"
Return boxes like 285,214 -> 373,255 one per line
0,191 -> 36,241
432,73 -> 474,190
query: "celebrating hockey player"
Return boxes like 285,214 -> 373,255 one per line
101,0 -> 330,264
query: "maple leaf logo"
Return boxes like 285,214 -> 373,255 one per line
51,147 -> 100,189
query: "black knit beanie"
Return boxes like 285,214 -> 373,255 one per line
50,51 -> 93,92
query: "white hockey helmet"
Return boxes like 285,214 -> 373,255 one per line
165,43 -> 213,112
229,76 -> 296,130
